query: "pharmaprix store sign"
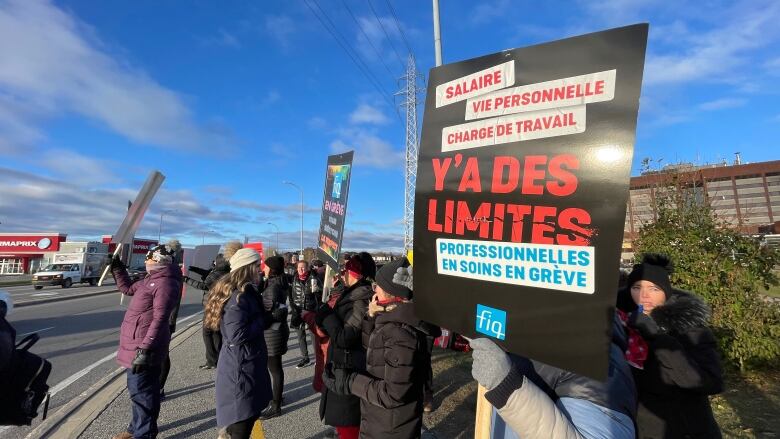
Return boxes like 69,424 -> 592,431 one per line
0,235 -> 63,252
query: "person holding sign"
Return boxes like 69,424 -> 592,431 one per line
322,257 -> 434,439
616,254 -> 723,439
205,248 -> 272,439
469,314 -> 637,439
110,244 -> 182,439
315,254 -> 375,439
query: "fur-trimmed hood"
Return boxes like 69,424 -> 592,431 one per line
617,287 -> 711,334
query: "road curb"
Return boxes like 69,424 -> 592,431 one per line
14,288 -> 120,308
26,318 -> 204,439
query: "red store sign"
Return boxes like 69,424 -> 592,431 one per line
0,235 -> 64,253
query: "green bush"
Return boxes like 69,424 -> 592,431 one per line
633,175 -> 780,371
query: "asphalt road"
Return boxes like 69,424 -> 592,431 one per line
1,279 -> 118,304
0,283 -> 206,439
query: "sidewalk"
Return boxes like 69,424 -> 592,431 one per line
80,322 -> 331,438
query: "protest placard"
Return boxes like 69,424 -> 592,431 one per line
413,24 -> 648,380
316,151 -> 354,270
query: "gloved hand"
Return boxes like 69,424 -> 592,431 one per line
629,311 -> 660,339
290,312 -> 303,329
392,265 -> 413,290
469,338 -> 512,391
322,364 -> 355,396
131,348 -> 152,374
110,255 -> 126,271
271,306 -> 288,323
315,303 -> 333,328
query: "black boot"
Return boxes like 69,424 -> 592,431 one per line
260,401 -> 281,420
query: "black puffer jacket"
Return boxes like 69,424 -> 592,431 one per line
289,273 -> 322,312
617,287 -> 723,439
351,300 -> 430,439
317,280 -> 372,427
262,275 -> 289,357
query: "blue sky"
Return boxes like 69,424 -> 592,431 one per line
0,0 -> 778,250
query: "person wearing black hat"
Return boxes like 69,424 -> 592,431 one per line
315,253 -> 374,439
616,253 -> 723,439
259,255 -> 290,420
323,257 -> 433,439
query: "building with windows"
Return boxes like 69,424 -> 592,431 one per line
0,233 -> 68,275
622,159 -> 780,262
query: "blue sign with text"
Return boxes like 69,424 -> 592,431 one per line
476,304 -> 507,340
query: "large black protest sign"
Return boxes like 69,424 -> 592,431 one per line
316,151 -> 354,270
413,24 -> 648,380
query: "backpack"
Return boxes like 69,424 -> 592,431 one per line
0,333 -> 52,426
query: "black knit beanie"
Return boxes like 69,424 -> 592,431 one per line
627,253 -> 673,299
264,256 -> 285,275
375,258 -> 412,299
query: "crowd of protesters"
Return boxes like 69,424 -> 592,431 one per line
83,238 -> 725,439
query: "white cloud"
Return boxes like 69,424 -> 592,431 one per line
470,0 -> 512,25
0,167 -> 250,242
330,130 -> 403,170
308,117 -> 328,129
698,98 -> 747,111
264,15 -> 295,51
36,148 -> 122,186
644,1 -> 780,85
202,28 -> 241,48
0,0 -> 231,152
355,16 -> 404,65
349,103 -> 389,125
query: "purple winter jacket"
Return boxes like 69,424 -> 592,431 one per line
114,265 -> 182,368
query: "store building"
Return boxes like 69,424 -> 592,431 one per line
0,233 -> 67,275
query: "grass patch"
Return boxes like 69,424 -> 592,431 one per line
760,283 -> 780,298
426,348 -> 780,438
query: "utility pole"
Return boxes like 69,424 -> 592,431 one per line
397,55 -> 424,253
432,0 -> 443,66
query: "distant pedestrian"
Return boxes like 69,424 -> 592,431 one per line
259,256 -> 290,420
110,244 -> 182,439
206,248 -> 271,439
289,259 -> 323,369
616,253 -> 723,438
316,253 -> 375,439
200,241 -> 242,370
323,257 -> 431,439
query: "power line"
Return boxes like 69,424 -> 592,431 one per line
384,0 -> 414,57
365,0 -> 406,70
340,0 -> 397,78
302,0 -> 396,110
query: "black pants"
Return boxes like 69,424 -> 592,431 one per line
225,415 -> 259,439
203,326 -> 222,366
425,336 -> 435,394
296,325 -> 309,360
159,355 -> 171,392
127,365 -> 162,439
267,354 -> 284,404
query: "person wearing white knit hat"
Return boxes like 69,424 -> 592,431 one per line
204,248 -> 272,439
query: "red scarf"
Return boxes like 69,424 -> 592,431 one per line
377,297 -> 405,306
617,309 -> 648,369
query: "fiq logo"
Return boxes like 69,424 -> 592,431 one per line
476,304 -> 506,340
332,173 -> 343,198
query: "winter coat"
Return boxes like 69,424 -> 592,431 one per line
204,261 -> 230,292
350,300 -> 430,439
617,287 -> 723,439
114,265 -> 182,368
302,290 -> 341,393
0,315 -> 15,374
289,273 -> 322,313
216,283 -> 272,427
483,313 -> 637,439
262,275 -> 289,357
318,280 -> 372,427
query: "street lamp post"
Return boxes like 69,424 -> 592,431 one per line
158,209 -> 177,243
267,222 -> 280,251
283,181 -> 304,257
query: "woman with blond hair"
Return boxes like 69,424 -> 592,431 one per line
205,248 -> 272,439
